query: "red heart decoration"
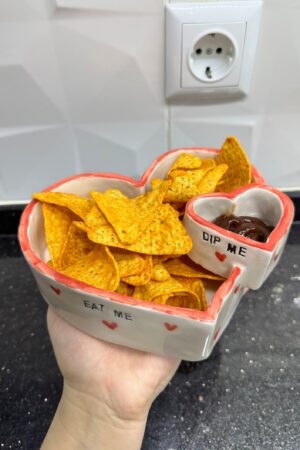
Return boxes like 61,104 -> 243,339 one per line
215,251 -> 226,262
102,320 -> 118,330
50,285 -> 61,295
234,285 -> 240,294
164,323 -> 178,331
213,328 -> 220,341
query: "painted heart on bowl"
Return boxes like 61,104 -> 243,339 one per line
184,184 -> 294,289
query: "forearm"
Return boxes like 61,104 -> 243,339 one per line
41,384 -> 148,450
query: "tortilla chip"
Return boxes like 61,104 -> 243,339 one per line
170,158 -> 214,179
150,178 -> 163,191
216,136 -> 252,192
165,294 -> 201,310
197,164 -> 228,195
133,276 -> 201,309
163,255 -> 224,280
174,276 -> 207,310
153,157 -> 219,203
62,245 -> 119,291
116,281 -> 132,296
151,292 -> 200,309
128,204 -> 192,255
152,255 -> 175,264
151,262 -> 171,282
84,203 -> 108,229
164,174 -> 201,203
90,181 -> 171,245
170,202 -> 186,211
75,219 -> 123,249
122,255 -> 152,286
198,158 -> 217,172
151,294 -> 170,304
78,204 -> 192,255
42,203 -> 76,269
59,221 -> 95,269
168,153 -> 202,175
33,192 -> 93,221
110,248 -> 145,278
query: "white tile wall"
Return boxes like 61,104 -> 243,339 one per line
0,0 -> 165,201
0,126 -> 77,200
0,0 -> 299,201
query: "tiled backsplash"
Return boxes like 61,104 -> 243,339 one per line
0,0 -> 299,201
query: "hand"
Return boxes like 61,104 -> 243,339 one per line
42,307 -> 180,450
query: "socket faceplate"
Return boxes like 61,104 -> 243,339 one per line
183,23 -> 246,87
165,1 -> 263,101
186,30 -> 238,84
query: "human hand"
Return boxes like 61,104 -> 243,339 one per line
42,307 -> 180,450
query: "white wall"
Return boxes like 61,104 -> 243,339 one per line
0,0 -> 299,202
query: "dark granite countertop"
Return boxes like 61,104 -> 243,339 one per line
0,225 -> 299,450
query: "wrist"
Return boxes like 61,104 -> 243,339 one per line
42,382 -> 148,450
63,381 -> 149,428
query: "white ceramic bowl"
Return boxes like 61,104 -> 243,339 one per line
18,148 -> 294,361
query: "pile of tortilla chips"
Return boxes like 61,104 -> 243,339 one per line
33,136 -> 251,311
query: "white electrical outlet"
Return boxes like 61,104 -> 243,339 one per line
182,23 -> 245,87
165,1 -> 263,100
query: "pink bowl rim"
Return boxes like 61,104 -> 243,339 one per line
18,147 -> 265,322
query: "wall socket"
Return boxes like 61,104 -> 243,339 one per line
165,1 -> 263,101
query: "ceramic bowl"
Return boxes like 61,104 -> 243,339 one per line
18,148 -> 294,361
185,184 -> 294,290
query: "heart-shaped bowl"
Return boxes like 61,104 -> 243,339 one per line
19,147 -> 273,361
185,184 -> 294,290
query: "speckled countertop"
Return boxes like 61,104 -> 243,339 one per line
0,226 -> 300,450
